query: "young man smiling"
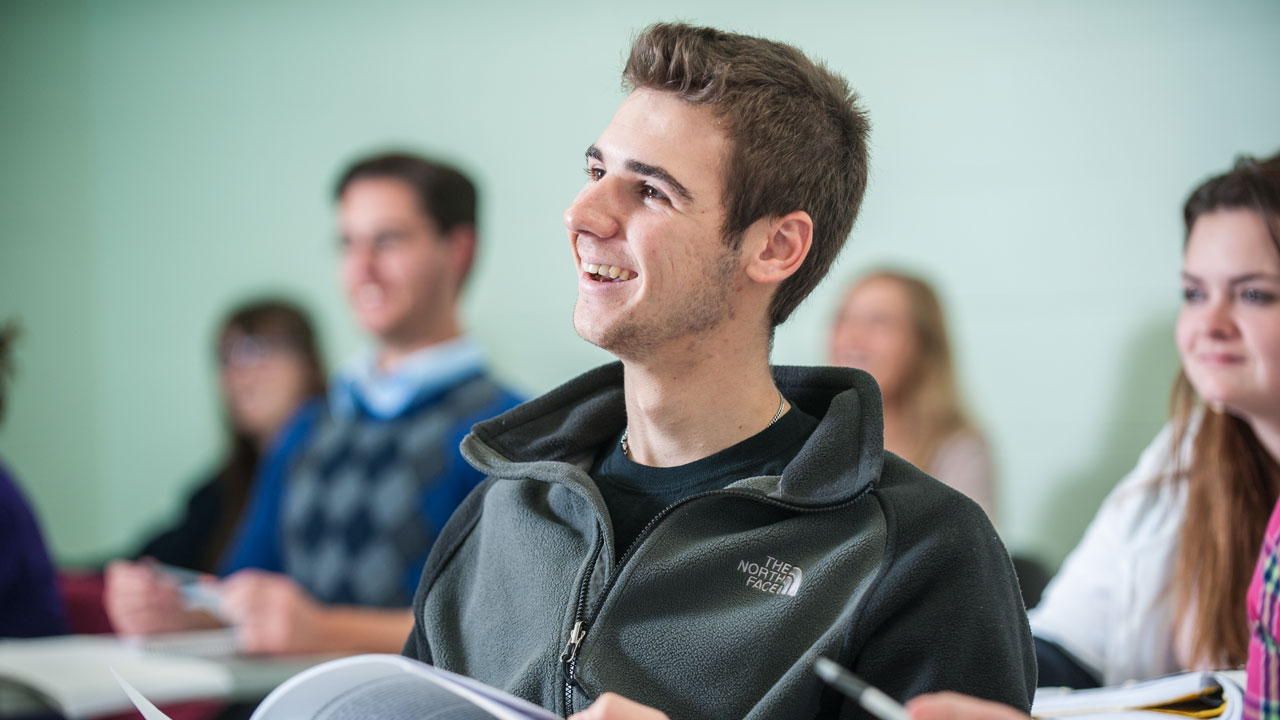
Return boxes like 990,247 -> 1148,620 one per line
404,24 -> 1035,720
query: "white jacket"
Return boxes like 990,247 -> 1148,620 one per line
1029,421 -> 1195,685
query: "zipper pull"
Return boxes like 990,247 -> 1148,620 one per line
559,620 -> 587,665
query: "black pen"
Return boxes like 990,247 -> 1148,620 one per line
814,657 -> 912,720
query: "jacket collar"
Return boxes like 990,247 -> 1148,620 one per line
462,362 -> 885,507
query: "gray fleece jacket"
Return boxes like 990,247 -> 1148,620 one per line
404,363 -> 1035,720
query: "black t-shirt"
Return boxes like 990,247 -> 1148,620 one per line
591,405 -> 818,560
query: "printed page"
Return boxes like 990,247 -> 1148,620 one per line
313,674 -> 497,720
123,629 -> 240,658
251,654 -> 559,720
403,662 -> 561,720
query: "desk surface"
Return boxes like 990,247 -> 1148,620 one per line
0,633 -> 340,719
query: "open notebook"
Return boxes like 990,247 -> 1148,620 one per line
117,654 -> 560,720
1033,670 -> 1247,720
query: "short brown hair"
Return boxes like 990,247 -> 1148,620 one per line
335,152 -> 477,234
624,23 -> 871,327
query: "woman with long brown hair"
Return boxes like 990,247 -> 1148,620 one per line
830,271 -> 996,519
1030,153 -> 1280,687
136,299 -> 326,572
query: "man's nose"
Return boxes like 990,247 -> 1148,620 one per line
564,180 -> 621,241
343,240 -> 376,277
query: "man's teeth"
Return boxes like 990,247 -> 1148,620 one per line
581,261 -> 634,281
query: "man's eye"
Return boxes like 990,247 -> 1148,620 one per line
642,185 -> 668,202
1181,286 -> 1204,303
585,166 -> 605,181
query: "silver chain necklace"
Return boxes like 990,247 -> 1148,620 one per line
620,389 -> 787,459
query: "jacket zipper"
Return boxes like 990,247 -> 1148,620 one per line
561,532 -> 602,714
558,485 -> 868,714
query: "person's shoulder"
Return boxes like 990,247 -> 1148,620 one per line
928,426 -> 997,516
184,470 -> 225,504
858,454 -> 1023,642
447,369 -> 526,423
1099,421 -> 1189,517
874,452 -> 1001,551
278,396 -> 328,442
485,378 -> 526,413
878,453 -> 990,518
1050,423 -> 1184,559
0,460 -> 39,538
262,397 -> 329,470
934,426 -> 992,463
0,460 -> 22,501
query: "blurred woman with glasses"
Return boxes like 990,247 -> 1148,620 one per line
105,298 -> 326,634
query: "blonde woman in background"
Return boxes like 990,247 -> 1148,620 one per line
829,271 -> 996,520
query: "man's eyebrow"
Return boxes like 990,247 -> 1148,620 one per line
626,159 -> 693,202
584,145 -> 694,202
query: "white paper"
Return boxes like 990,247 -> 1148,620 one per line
111,668 -> 174,720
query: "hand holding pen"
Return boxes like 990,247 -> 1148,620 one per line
815,657 -> 1030,720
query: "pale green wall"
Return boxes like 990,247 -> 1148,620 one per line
0,3 -> 102,554
2,0 -> 1278,568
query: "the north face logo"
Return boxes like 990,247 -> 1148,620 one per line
738,555 -> 803,596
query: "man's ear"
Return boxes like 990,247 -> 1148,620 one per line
446,223 -> 478,293
744,210 -> 813,286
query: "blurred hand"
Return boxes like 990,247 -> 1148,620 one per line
218,569 -> 326,655
568,693 -> 670,720
104,559 -> 199,636
907,692 -> 1031,720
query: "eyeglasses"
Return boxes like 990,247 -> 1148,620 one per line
218,335 -> 298,367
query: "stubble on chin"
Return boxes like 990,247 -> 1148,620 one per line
572,251 -> 738,361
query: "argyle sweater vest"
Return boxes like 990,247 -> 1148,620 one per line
281,373 -> 511,607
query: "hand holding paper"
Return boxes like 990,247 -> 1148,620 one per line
104,560 -> 220,636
